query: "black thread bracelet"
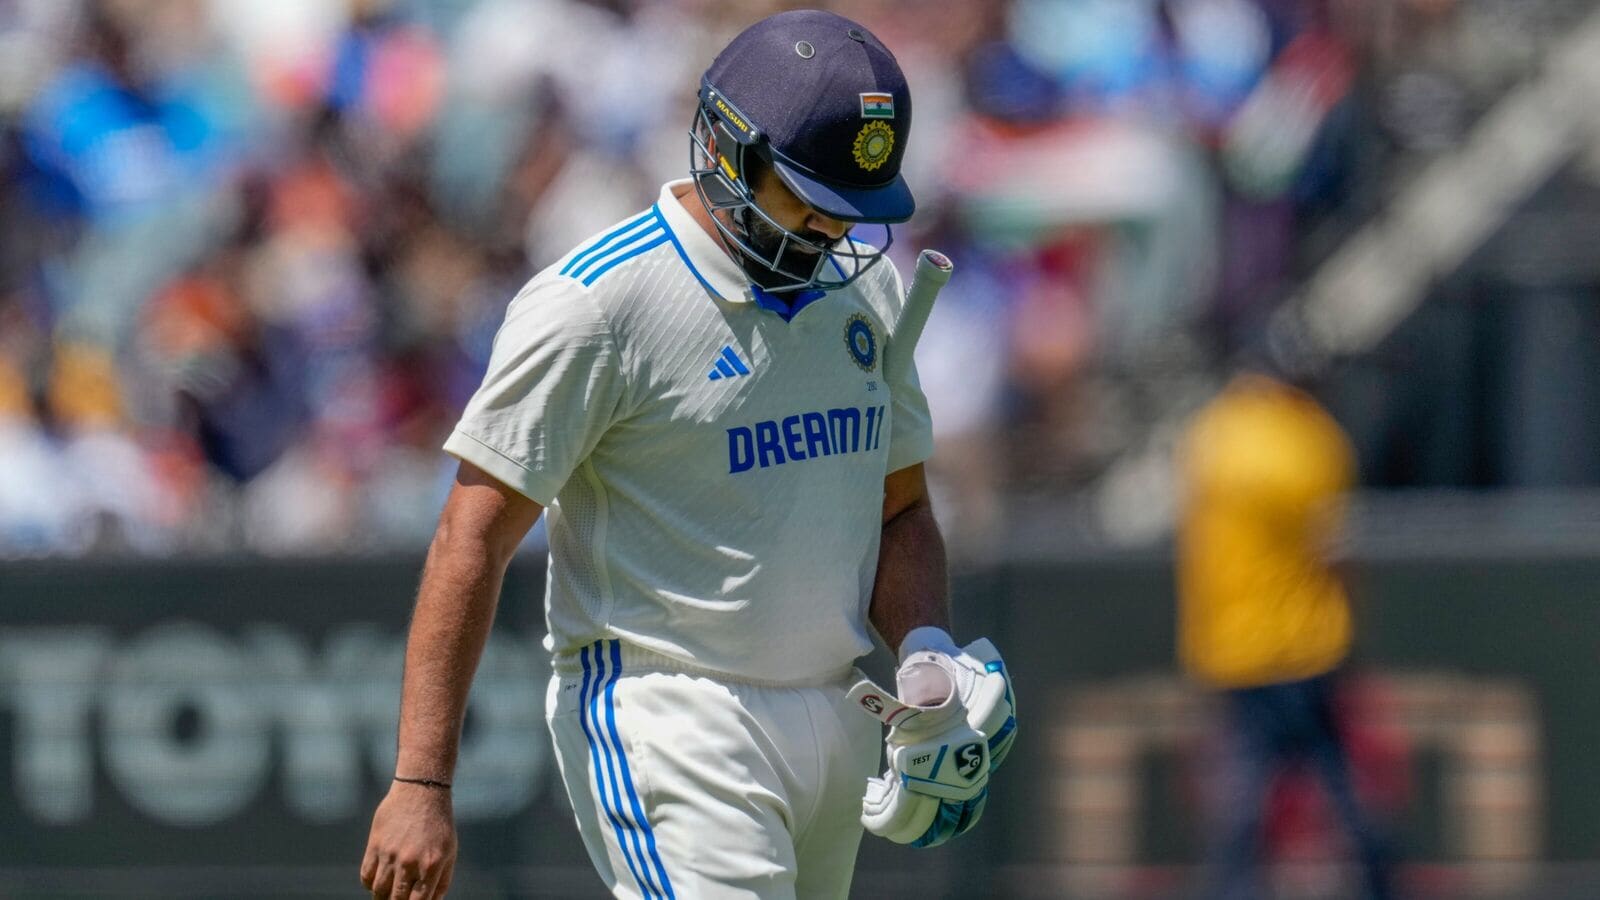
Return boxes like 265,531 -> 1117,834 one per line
393,776 -> 452,790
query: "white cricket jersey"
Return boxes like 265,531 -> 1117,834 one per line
445,180 -> 934,683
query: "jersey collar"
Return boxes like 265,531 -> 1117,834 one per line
657,179 -> 756,304
749,284 -> 825,322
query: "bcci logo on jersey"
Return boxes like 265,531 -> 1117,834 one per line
844,314 -> 877,372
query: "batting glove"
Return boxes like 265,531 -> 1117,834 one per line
848,636 -> 1017,848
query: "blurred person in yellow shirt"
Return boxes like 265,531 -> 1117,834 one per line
1178,363 -> 1394,900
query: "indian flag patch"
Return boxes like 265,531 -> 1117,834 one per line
859,92 -> 894,119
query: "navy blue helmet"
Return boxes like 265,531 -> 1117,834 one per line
691,10 -> 914,293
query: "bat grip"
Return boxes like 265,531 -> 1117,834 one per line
884,250 -> 955,385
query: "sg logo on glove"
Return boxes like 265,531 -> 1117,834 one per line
954,742 -> 984,781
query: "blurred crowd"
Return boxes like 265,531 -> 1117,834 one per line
0,0 -> 1561,556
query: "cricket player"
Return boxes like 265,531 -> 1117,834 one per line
360,10 -> 1016,899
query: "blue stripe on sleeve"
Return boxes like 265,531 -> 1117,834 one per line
580,643 -> 655,899
604,640 -> 676,898
561,211 -> 656,277
581,231 -> 668,286
571,222 -> 663,281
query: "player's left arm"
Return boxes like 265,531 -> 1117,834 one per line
869,463 -> 951,653
868,463 -> 1015,757
855,463 -> 1018,846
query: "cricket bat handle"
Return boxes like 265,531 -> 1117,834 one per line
884,249 -> 955,385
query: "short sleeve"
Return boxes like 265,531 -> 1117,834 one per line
444,277 -> 626,505
880,259 -> 935,473
886,359 -> 935,473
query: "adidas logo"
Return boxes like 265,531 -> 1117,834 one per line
707,346 -> 752,381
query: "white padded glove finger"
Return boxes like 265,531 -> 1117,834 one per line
861,772 -> 938,844
859,737 -> 989,848
952,638 -> 1017,770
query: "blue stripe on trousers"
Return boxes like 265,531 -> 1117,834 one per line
603,640 -> 675,898
593,643 -> 667,899
580,643 -> 656,899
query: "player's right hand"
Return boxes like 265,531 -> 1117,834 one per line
360,781 -> 458,899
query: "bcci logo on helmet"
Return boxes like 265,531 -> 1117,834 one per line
844,314 -> 877,372
852,121 -> 894,172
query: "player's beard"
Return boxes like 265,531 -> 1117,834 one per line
738,209 -> 833,295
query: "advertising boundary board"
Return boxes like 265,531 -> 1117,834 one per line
2,556 -> 1598,898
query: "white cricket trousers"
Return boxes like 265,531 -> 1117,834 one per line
546,639 -> 882,900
